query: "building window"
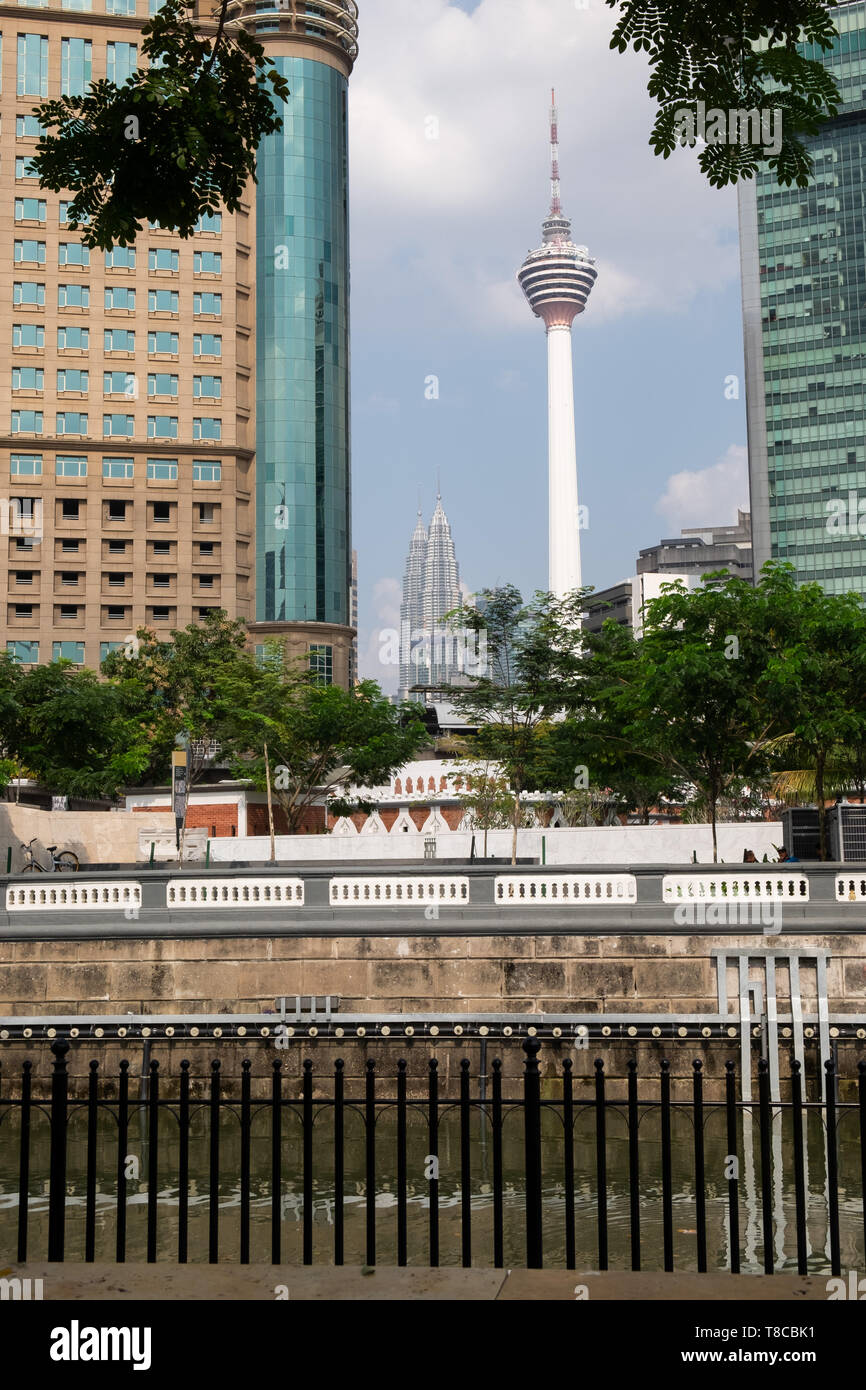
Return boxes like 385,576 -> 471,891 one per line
196,503 -> 215,524
103,371 -> 135,395
16,115 -> 43,138
148,289 -> 178,313
53,641 -> 84,663
57,369 -> 89,392
150,606 -> 171,622
107,500 -> 128,520
17,35 -> 48,98
13,323 -> 44,349
193,375 -> 221,399
106,41 -> 137,85
192,459 -> 221,482
13,283 -> 45,307
148,332 -> 178,353
147,416 -> 177,439
60,540 -> 80,553
105,246 -> 136,269
7,640 -> 39,663
193,417 -> 221,441
193,251 -> 222,274
60,499 -> 81,520
148,373 -> 178,397
151,501 -> 171,522
105,605 -> 127,620
14,157 -> 38,179
148,248 -> 179,272
103,414 -> 134,436
14,240 -> 46,264
193,293 -> 222,316
104,329 -> 134,352
58,284 -> 90,309
195,212 -> 222,233
13,605 -> 34,620
56,413 -> 87,435
59,327 -> 89,351
60,37 -> 91,96
11,411 -> 42,434
100,641 -> 124,659
106,0 -> 136,14
103,457 -> 134,479
146,458 -> 178,480
56,455 -> 87,477
10,453 -> 42,476
58,243 -> 90,268
105,287 -> 135,311
12,367 -> 43,390
14,198 -> 46,222
309,645 -> 333,685
193,334 -> 221,357
151,573 -> 171,587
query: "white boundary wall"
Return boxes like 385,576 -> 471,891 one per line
207,822 -> 784,866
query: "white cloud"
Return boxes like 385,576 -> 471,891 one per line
359,575 -> 402,693
655,445 -> 749,531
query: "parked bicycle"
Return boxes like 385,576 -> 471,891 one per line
19,837 -> 79,873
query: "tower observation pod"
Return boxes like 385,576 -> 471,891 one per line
517,91 -> 597,599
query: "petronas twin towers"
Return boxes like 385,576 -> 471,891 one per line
399,495 -> 462,702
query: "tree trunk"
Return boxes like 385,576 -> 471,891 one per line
710,786 -> 718,864
816,752 -> 827,861
511,793 -> 520,866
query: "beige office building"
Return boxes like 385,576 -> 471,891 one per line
0,0 -> 358,685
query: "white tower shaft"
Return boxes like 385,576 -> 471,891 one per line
547,324 -> 581,596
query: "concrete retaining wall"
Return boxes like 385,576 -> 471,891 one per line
0,804 -> 175,872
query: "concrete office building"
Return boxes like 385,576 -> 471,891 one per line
1,0 -> 358,685
636,510 -> 753,582
583,571 -> 700,638
739,0 -> 866,595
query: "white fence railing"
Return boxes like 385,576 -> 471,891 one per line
6,882 -> 142,912
494,874 -> 638,904
167,878 -> 305,908
836,875 -> 866,901
662,873 -> 809,903
330,877 -> 470,905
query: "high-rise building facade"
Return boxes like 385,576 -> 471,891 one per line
398,494 -> 462,701
0,0 -> 358,684
518,92 -> 597,599
739,0 -> 866,595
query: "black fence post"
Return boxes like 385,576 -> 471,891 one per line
85,1059 -> 99,1263
17,1059 -> 32,1264
396,1058 -> 407,1268
757,1057 -> 774,1275
595,1057 -> 608,1272
146,1059 -> 159,1264
240,1058 -> 251,1266
825,1058 -> 841,1277
209,1059 -> 220,1265
492,1058 -> 503,1269
859,1060 -> 866,1267
523,1038 -> 543,1269
692,1060 -> 707,1274
627,1058 -> 640,1272
334,1058 -> 345,1267
790,1057 -> 808,1275
460,1057 -> 472,1269
48,1040 -> 69,1262
303,1059 -> 314,1266
271,1059 -> 282,1266
116,1058 -> 129,1264
725,1060 -> 740,1274
365,1058 -> 376,1268
660,1059 -> 673,1272
563,1058 -> 575,1271
178,1059 -> 190,1264
428,1058 -> 440,1268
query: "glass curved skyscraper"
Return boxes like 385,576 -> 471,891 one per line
231,0 -> 358,683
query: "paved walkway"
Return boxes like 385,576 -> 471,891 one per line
1,1264 -> 833,1300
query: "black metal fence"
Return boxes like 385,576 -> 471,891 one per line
1,1040 -> 864,1271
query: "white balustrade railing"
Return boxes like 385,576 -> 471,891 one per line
330,877 -> 469,905
494,874 -> 637,904
662,873 -> 809,903
6,881 -> 141,912
167,878 -> 304,908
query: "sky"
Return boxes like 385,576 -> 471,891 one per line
348,0 -> 749,691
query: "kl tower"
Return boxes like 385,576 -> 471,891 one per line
518,92 -> 598,598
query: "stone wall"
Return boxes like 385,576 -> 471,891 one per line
0,803 -> 175,872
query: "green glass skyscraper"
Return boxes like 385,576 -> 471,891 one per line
232,0 -> 358,684
739,0 -> 866,594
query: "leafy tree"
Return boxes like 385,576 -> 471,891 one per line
31,0 -> 289,250
608,0 -> 840,187
12,662 -> 152,798
100,609 -> 250,784
456,762 -> 515,857
756,563 -> 866,857
0,653 -> 25,795
445,586 -> 588,864
215,656 -> 428,834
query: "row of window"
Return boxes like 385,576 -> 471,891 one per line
9,536 -> 218,558
11,237 -> 222,278
10,413 -> 224,439
6,641 -> 172,666
10,496 -> 220,522
13,325 -> 223,356
11,183 -> 222,238
10,453 -> 222,481
12,370 -> 222,397
12,281 -> 223,315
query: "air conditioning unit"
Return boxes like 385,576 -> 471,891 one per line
827,803 -> 866,862
780,807 -> 824,860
